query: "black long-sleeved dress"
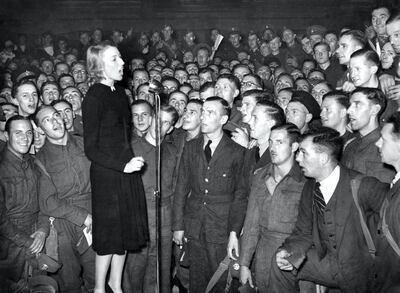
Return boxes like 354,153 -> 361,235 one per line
82,83 -> 148,255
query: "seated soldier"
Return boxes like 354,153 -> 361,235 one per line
34,105 -> 95,292
61,86 -> 83,135
0,116 -> 49,291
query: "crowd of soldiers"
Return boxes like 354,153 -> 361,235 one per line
1,4 -> 400,293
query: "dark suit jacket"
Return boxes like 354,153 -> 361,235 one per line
282,166 -> 388,287
373,179 -> 400,292
172,134 -> 247,244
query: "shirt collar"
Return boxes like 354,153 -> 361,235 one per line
318,165 -> 340,187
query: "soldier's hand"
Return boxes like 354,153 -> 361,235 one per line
388,84 -> 400,101
227,231 -> 239,260
240,266 -> 254,288
379,74 -> 395,95
231,127 -> 249,148
29,231 -> 46,254
342,81 -> 356,93
84,214 -> 92,233
173,230 -> 185,247
276,249 -> 294,271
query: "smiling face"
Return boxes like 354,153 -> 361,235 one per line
380,42 -> 396,69
6,119 -> 33,157
102,46 -> 125,82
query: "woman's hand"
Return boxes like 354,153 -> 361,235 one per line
123,156 -> 145,173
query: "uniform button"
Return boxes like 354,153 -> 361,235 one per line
207,167 -> 210,170
205,189 -> 208,194
203,202 -> 206,205
205,178 -> 209,182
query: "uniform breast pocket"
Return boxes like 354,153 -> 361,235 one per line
3,177 -> 27,210
277,189 -> 301,223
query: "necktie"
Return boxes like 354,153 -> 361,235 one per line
313,182 -> 326,214
204,140 -> 212,163
254,146 -> 260,163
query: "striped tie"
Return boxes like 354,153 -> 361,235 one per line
313,182 -> 326,213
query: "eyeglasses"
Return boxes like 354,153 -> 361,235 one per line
241,81 -> 257,88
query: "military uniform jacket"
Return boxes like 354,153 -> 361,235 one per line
172,134 -> 247,244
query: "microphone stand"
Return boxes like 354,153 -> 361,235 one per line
150,81 -> 162,293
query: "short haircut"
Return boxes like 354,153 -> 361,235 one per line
313,41 -> 330,52
275,73 -> 294,85
350,48 -> 380,67
187,99 -> 203,107
136,82 -> 150,95
301,125 -> 343,162
132,68 -> 149,77
62,86 -> 82,97
4,115 -> 31,134
199,81 -> 215,94
339,29 -> 367,49
40,81 -> 59,94
242,89 -> 274,103
161,76 -> 179,87
302,59 -> 317,67
256,100 -> 286,127
51,99 -> 72,109
168,90 -> 188,103
308,68 -> 326,80
350,87 -> 386,117
242,73 -> 263,89
58,73 -> 74,84
55,62 -> 69,71
131,99 -> 154,115
271,123 -> 301,145
204,96 -> 231,117
322,90 -> 350,109
199,68 -> 214,77
12,81 -> 38,99
33,105 -> 56,126
160,104 -> 179,126
386,112 -> 400,138
217,74 -> 241,92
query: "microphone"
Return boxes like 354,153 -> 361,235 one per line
148,79 -> 163,93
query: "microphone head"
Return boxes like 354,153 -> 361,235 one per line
148,79 -> 163,93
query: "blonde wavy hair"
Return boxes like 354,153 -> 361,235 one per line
86,42 -> 114,86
